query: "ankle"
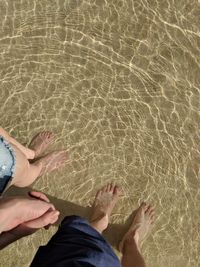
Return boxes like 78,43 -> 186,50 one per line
122,232 -> 140,253
90,222 -> 103,234
90,211 -> 107,222
90,213 -> 108,234
30,149 -> 36,159
24,148 -> 35,159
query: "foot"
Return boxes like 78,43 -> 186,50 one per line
22,148 -> 35,160
29,131 -> 55,158
35,151 -> 68,176
119,202 -> 155,252
90,183 -> 121,233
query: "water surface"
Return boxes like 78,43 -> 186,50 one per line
0,0 -> 200,266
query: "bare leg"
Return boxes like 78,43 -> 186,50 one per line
10,146 -> 68,188
0,127 -> 55,160
121,234 -> 148,267
10,145 -> 42,187
120,203 -> 155,267
90,183 -> 121,234
13,162 -> 43,187
0,127 -> 35,159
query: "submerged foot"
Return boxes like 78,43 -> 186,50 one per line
29,131 -> 55,158
90,183 -> 121,234
119,202 -> 155,252
35,150 -> 68,176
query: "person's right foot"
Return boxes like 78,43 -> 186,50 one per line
29,131 -> 55,158
119,202 -> 155,252
90,183 -> 121,233
35,150 -> 68,176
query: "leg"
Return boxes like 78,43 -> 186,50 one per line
120,203 -> 155,267
121,234 -> 148,267
10,144 -> 42,187
0,127 -> 55,160
13,162 -> 43,187
11,148 -> 68,188
0,127 -> 35,159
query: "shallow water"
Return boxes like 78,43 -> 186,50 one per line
0,0 -> 200,266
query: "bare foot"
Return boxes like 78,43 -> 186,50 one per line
90,183 -> 121,234
29,131 -> 55,157
119,202 -> 155,252
35,151 -> 68,176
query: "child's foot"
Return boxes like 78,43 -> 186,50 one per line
119,202 -> 155,252
35,151 -> 68,176
90,183 -> 121,233
29,131 -> 55,158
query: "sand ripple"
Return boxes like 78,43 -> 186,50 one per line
0,1 -> 200,266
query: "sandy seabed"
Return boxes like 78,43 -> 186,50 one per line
0,0 -> 200,266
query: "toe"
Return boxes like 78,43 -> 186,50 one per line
96,189 -> 102,198
114,185 -> 121,196
150,211 -> 155,220
140,202 -> 147,210
60,150 -> 68,158
109,183 -> 113,192
106,183 -> 112,193
150,214 -> 156,224
110,183 -> 116,192
108,183 -> 113,192
43,131 -> 54,140
41,131 -> 48,137
105,183 -> 110,192
149,208 -> 155,216
145,205 -> 154,215
63,152 -> 69,160
102,184 -> 109,192
46,132 -> 51,139
48,132 -> 55,140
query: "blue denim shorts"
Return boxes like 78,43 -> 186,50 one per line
0,135 -> 16,194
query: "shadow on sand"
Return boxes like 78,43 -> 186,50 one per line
5,186 -> 136,249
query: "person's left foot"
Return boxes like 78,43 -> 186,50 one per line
118,202 -> 155,253
29,131 -> 55,158
90,183 -> 121,233
35,150 -> 69,176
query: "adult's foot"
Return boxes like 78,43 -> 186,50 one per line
35,150 -> 68,176
119,202 -> 155,252
29,131 -> 55,158
90,183 -> 121,234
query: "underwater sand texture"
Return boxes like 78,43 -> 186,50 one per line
1,0 -> 200,266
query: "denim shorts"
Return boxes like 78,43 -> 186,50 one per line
0,135 -> 16,194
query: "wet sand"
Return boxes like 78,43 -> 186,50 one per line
0,0 -> 200,266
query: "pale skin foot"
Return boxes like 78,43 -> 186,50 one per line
119,202 -> 155,252
36,150 -> 69,177
11,150 -> 68,188
90,183 -> 121,234
29,131 -> 55,158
